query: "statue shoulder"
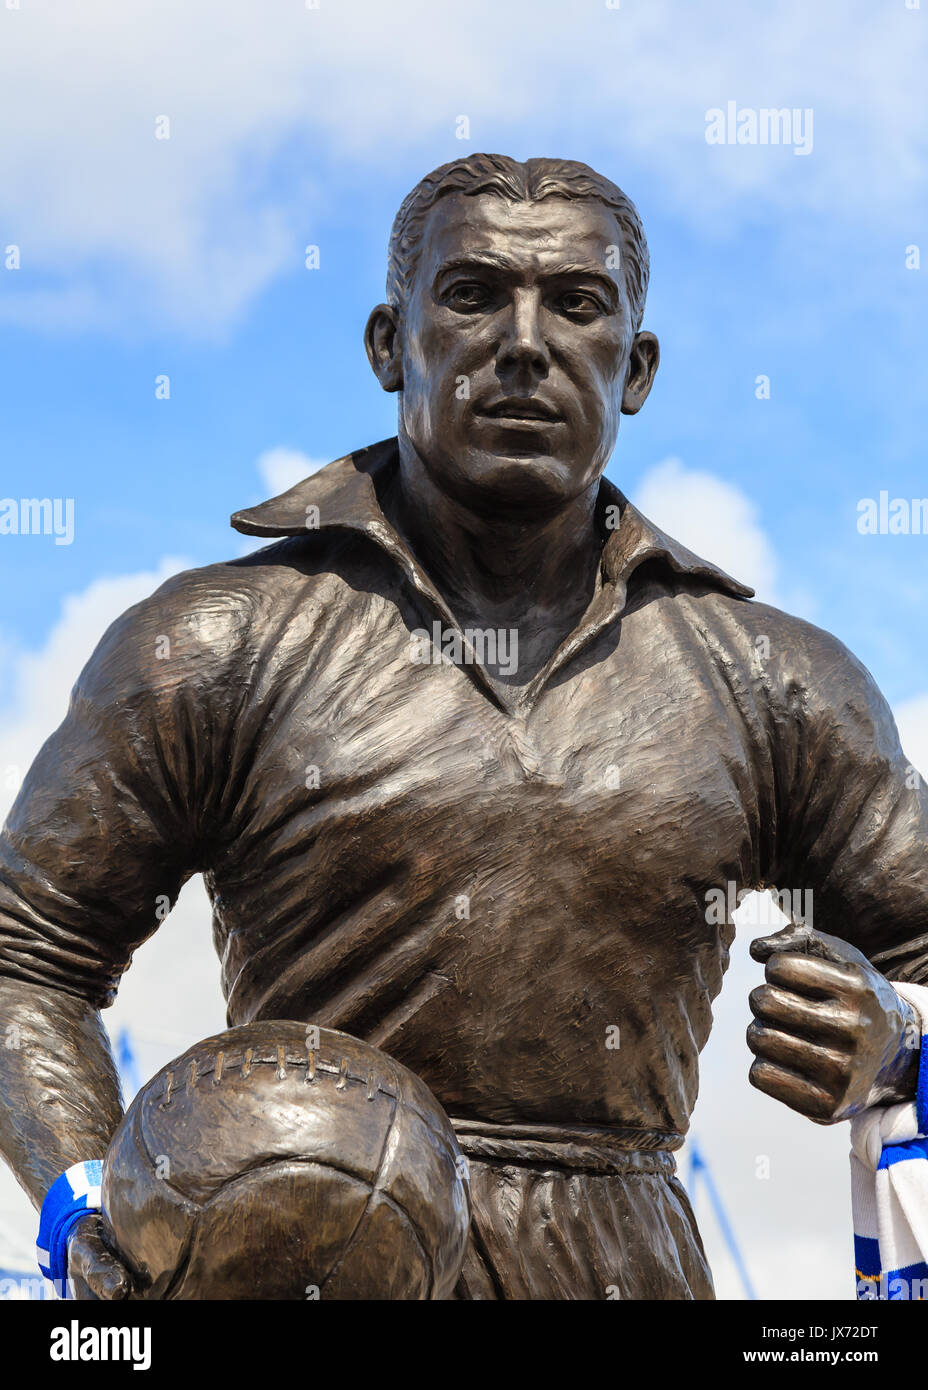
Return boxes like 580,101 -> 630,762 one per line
695,591 -> 896,747
72,544 -> 311,707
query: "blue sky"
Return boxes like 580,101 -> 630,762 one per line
0,0 -> 926,1296
1,0 -> 925,704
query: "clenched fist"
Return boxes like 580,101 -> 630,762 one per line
747,922 -> 919,1124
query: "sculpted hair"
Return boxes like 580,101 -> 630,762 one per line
386,153 -> 650,335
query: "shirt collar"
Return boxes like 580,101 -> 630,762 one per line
231,435 -> 754,608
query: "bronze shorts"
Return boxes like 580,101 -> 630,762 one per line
450,1121 -> 714,1301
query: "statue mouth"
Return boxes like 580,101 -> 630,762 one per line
475,397 -> 565,424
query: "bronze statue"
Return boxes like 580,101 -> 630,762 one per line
1,153 -> 925,1299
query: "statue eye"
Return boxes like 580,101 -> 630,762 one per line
557,291 -> 603,317
446,282 -> 491,310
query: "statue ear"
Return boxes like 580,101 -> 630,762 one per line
621,331 -> 659,415
364,305 -> 403,393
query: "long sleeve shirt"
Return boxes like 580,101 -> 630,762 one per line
1,437 -> 925,1145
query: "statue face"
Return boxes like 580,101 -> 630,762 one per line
371,192 -> 658,515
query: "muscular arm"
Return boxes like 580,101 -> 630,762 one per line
0,568 -> 239,1290
0,980 -> 122,1207
745,616 -> 928,1121
0,980 -> 131,1300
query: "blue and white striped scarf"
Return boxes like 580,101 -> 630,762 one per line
852,981 -> 928,1300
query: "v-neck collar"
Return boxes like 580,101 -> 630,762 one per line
232,437 -> 754,716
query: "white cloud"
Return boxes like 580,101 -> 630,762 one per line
633,456 -> 779,601
1,0 -> 924,334
894,693 -> 928,784
0,558 -> 187,812
256,447 -> 327,498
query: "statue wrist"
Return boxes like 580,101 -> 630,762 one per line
865,995 -> 921,1107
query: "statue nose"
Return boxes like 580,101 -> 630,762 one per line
497,294 -> 549,381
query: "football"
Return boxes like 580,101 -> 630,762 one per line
101,1020 -> 471,1299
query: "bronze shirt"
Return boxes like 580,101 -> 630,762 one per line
1,438 -> 926,1141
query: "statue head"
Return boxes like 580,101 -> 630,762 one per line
365,154 -> 659,516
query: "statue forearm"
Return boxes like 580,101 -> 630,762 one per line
0,978 -> 124,1207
